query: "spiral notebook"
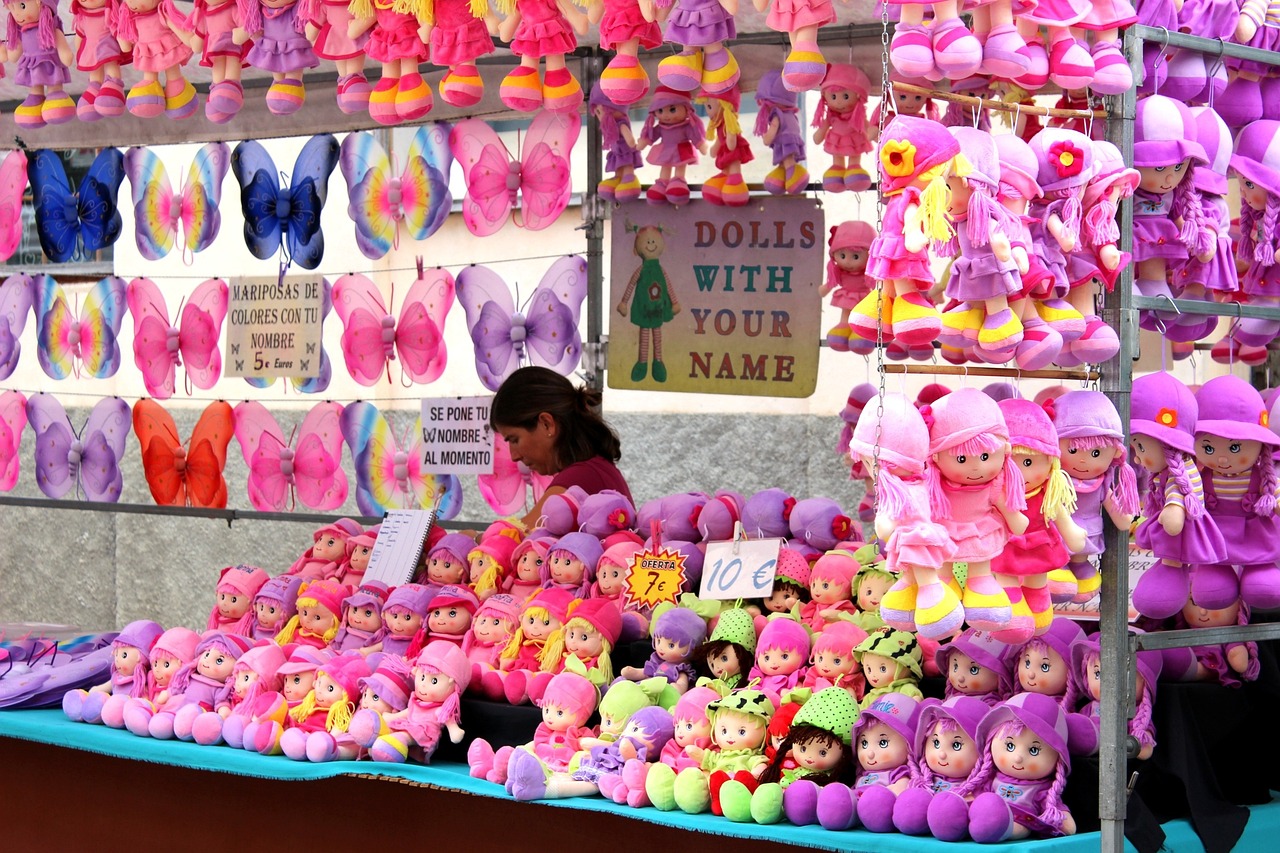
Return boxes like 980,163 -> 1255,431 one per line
363,509 -> 436,587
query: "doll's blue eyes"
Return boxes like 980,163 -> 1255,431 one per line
1028,745 -> 1041,756
1005,741 -> 1017,752
969,665 -> 980,675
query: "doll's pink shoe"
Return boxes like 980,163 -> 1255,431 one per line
280,726 -> 310,760
844,166 -> 871,192
489,745 -> 515,784
396,72 -> 433,121
526,671 -> 554,704
665,178 -> 691,205
206,81 -> 243,124
1072,561 -> 1100,604
889,291 -> 942,347
969,792 -> 1016,843
1190,563 -> 1241,611
507,749 -> 549,801
501,66 -> 543,112
931,18 -> 983,79
600,54 -> 649,105
369,76 -> 400,125
468,737 -> 495,778
440,64 -> 484,108
126,80 -> 164,119
1048,568 -> 1078,603
890,23 -> 936,78
193,711 -> 226,746
1015,316 -> 1063,370
172,702 -> 203,740
123,700 -> 155,737
597,772 -> 626,803
879,579 -> 917,632
77,82 -> 102,122
1012,37 -> 1050,90
784,164 -> 809,194
978,307 -> 1023,352
306,731 -> 340,762
266,77 -> 305,117
62,689 -> 88,722
939,302 -> 982,348
1090,40 -> 1133,95
148,711 -> 177,740
219,714 -> 245,748
1068,316 -> 1120,363
1133,562 -> 1191,619
960,574 -> 1012,631
763,164 -> 787,195
503,669 -> 529,704
781,41 -> 826,92
480,669 -> 505,701
885,339 -> 910,361
1240,343 -> 1271,366
826,324 -> 852,352
96,76 -> 126,117
1047,35 -> 1095,90
782,779 -> 820,825
720,174 -> 749,206
620,758 -> 651,806
816,782 -> 859,830
1231,316 -> 1280,347
348,708 -> 386,748
598,175 -> 620,202
927,790 -> 972,841
980,24 -> 1030,78
856,784 -> 899,832
336,72 -> 372,113
163,78 -> 198,120
100,694 -> 129,729
240,719 -> 260,750
645,178 -> 669,205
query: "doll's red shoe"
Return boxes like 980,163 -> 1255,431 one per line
163,78 -> 198,120
664,178 -> 691,205
14,94 -> 46,129
645,178 -> 669,205
1210,335 -> 1239,364
96,76 -> 126,117
440,64 -> 484,108
77,83 -> 102,123
719,174 -> 747,206
336,72 -> 372,113
369,77 -> 400,125
395,72 -> 433,121
42,89 -> 76,125
501,66 -> 543,112
889,291 -> 942,346
600,54 -> 649,105
708,770 -> 732,816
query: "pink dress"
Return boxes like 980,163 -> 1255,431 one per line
74,7 -> 129,71
466,640 -> 504,670
130,6 -> 194,72
826,269 -> 870,310
868,187 -> 933,283
365,2 -> 429,63
599,0 -> 662,50
939,479 -> 1011,563
510,0 -> 577,58
883,475 -> 956,573
821,110 -> 871,158
431,0 -> 495,66
191,0 -> 247,67
766,0 -> 835,32
388,697 -> 458,751
798,599 -> 857,633
506,640 -> 546,672
660,736 -> 709,771
306,0 -> 367,60
290,705 -> 330,733
530,723 -> 593,771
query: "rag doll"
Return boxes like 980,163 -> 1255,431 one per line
348,641 -> 469,763
852,550 -> 894,631
6,0 -> 76,128
1129,372 -> 1228,619
761,548 -> 810,619
754,69 -> 808,196
592,540 -> 647,642
938,630 -> 1015,707
492,587 -> 575,704
278,653 -> 372,760
541,532 -> 602,598
274,579 -> 348,649
1013,0 -> 1094,91
329,581 -> 389,653
114,0 -> 197,118
124,632 -> 251,739
803,620 -> 866,699
339,529 -> 376,587
184,643 -> 287,747
287,519 -> 361,580
752,0 -> 835,89
739,487 -> 796,539
428,0 -> 497,108
1072,636 -> 1159,760
300,0 -> 367,113
555,597 -> 621,687
924,387 -> 1029,631
423,533 -> 476,588
251,574 -> 302,642
1013,617 -> 1084,712
747,617 -> 809,705
70,0 -> 128,120
639,86 -> 706,205
886,0 -> 982,81
850,691 -> 925,832
578,490 -> 636,541
822,221 -> 876,354
412,585 -> 479,652
1162,598 -> 1261,688
891,695 -> 989,838
139,627 -> 201,712
589,0 -> 659,103
187,0 -> 248,121
592,83 -> 644,204
649,0 -> 739,95
346,0 -> 431,123
63,620 -> 164,725
856,628 -> 924,709
848,392 -> 959,638
467,670 -> 599,784
700,86 -> 752,207
469,535 -> 519,601
698,607 -> 756,692
812,63 -> 872,192
795,549 -> 857,631
303,656 -> 412,761
494,0 -> 588,112
1225,116 -> 1280,357
619,605 -> 706,692
507,536 -> 551,602
207,565 -> 270,636
241,646 -> 329,754
372,583 -> 435,658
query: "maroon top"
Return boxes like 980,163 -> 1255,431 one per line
551,456 -> 633,503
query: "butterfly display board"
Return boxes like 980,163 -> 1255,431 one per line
607,197 -> 825,398
224,274 -> 326,382
363,508 -> 436,587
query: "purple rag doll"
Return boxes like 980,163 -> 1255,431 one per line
892,695 -> 989,839
937,630 -> 1015,708
63,619 -> 164,725
620,606 -> 706,693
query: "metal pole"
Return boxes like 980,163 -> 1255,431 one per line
583,51 -> 607,397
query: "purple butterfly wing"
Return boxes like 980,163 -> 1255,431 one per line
78,397 -> 130,502
525,256 -> 587,374
0,274 -> 33,380
26,392 -> 74,499
456,264 -> 517,391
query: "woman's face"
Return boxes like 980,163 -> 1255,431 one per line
497,414 -> 558,475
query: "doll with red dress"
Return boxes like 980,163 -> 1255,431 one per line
700,86 -> 753,207
278,652 -> 371,760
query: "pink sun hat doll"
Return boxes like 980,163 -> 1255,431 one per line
250,574 -> 303,642
274,578 -> 349,650
329,581 -> 390,653
891,695 -> 989,838
64,619 -> 164,725
463,592 -> 521,688
1225,121 -> 1280,357
425,532 -> 479,588
207,565 -> 271,636
186,641 -> 288,747
309,654 -> 413,761
797,548 -> 859,632
468,534 -> 519,601
506,535 -> 552,602
278,652 -> 372,761
813,63 -> 874,192
339,529 -> 377,587
349,640 -> 471,763
639,86 -> 707,205
139,626 -> 201,710
112,0 -> 198,120
822,221 -> 877,355
286,518 -> 362,580
937,629 -> 1015,707
411,584 -> 480,653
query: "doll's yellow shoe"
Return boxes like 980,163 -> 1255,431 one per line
781,45 -> 827,91
1073,563 -> 1101,603
944,575 -> 964,603
41,89 -> 76,125
822,166 -> 846,192
914,581 -> 965,639
657,51 -> 703,92
890,291 -> 942,347
940,301 -> 983,347
597,175 -> 620,201
847,289 -> 893,342
763,164 -> 788,195
14,94 -> 46,129
991,594 -> 1035,645
1047,568 -> 1078,603
960,575 -> 1012,630
977,308 -> 1024,351
614,175 -> 642,202
164,78 -> 198,120
700,46 -> 740,95
879,580 -> 917,631
784,164 -> 810,194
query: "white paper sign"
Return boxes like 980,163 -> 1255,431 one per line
363,509 -> 436,587
225,275 -> 325,379
420,396 -> 494,475
700,538 -> 784,600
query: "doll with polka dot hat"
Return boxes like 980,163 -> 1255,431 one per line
890,695 -> 989,838
278,652 -> 372,760
813,63 -> 873,192
64,620 -> 164,725
249,575 -> 302,642
286,519 -> 362,580
208,565 -> 270,636
185,641 -> 287,747
640,86 -> 707,206
760,546 -> 810,621
697,607 -> 756,692
338,529 -> 377,587
856,628 -> 924,710
849,691 -> 925,832
755,69 -> 809,196
937,630 -> 1015,708
822,221 -> 877,354
329,581 -> 389,653
1226,120 -> 1280,354
347,640 -> 469,763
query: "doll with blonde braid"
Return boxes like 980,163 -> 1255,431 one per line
491,587 -> 575,704
300,655 -> 412,760
278,653 -> 371,760
346,0 -> 432,124
70,0 -> 129,120
300,0 -> 369,112
700,86 -> 753,207
813,63 -> 872,192
495,0 -> 589,112
274,579 -> 348,650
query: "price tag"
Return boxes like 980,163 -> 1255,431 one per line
363,509 -> 435,586
699,538 -> 784,601
624,549 -> 687,609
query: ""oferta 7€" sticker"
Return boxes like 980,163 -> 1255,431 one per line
624,549 -> 687,609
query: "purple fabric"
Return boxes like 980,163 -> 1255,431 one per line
762,105 -> 805,166
246,5 -> 318,73
946,226 -> 1022,300
1174,195 -> 1238,294
1134,470 -> 1228,563
663,0 -> 736,46
16,26 -> 71,87
642,656 -> 697,684
1070,476 -> 1107,556
1201,469 -> 1280,565
855,763 -> 912,787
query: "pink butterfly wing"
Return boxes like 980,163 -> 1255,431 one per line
0,150 -> 28,261
477,432 -> 527,515
396,268 -> 455,385
292,401 -> 348,510
450,119 -> 516,237
0,389 -> 27,490
332,273 -> 393,386
233,400 -> 291,511
516,111 -> 579,232
178,278 -> 228,390
455,264 -> 517,391
126,277 -> 178,399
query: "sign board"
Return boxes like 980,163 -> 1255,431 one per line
607,197 -> 823,397
624,548 -> 687,609
420,396 -> 495,475
363,509 -> 436,587
225,275 -> 325,379
700,538 -> 783,601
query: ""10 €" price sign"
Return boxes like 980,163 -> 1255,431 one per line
699,538 -> 783,600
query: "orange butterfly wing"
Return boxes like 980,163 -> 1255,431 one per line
185,400 -> 233,508
132,399 -> 233,507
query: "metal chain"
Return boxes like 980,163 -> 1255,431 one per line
870,0 -> 891,520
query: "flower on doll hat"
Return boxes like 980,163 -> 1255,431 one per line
741,488 -> 796,539
358,655 -> 412,711
878,115 -> 959,194
924,387 -> 1009,456
237,643 -> 287,681
855,691 -> 923,745
276,645 -> 332,675
1083,140 -> 1141,209
430,585 -> 480,616
794,686 -> 860,744
579,490 -> 637,540
709,607 -> 758,654
935,629 -> 1015,696
1131,372 -> 1198,455
948,126 -> 1000,189
114,620 -> 165,661
849,392 -> 928,475
413,640 -> 472,693
317,653 -> 372,700
567,597 -> 623,645
1231,119 -> 1280,197
978,692 -> 1071,773
151,626 -> 201,665
343,580 -> 391,612
999,398 -> 1061,458
1028,128 -> 1095,193
298,579 -> 350,618
1052,390 -> 1124,442
1194,374 -> 1278,446
821,63 -> 871,96
384,583 -> 436,617
914,695 -> 988,751
216,565 -> 270,598
1134,95 -> 1207,167
774,547 -> 812,590
855,628 -> 923,679
993,134 -> 1041,200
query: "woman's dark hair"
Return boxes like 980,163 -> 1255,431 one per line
491,366 -> 622,466
757,725 -> 853,786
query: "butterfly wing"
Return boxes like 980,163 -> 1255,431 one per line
332,273 -> 392,386
184,400 -> 234,508
77,397 -> 130,502
340,131 -> 396,260
180,142 -> 230,255
124,146 -> 178,261
340,399 -> 393,515
517,111 -> 580,232
525,256 -> 588,374
0,150 -> 29,261
126,277 -> 178,399
405,122 -> 453,241
395,267 -> 455,385
78,148 -> 126,256
0,274 -> 34,380
284,134 -> 339,270
477,432 -> 528,515
27,393 -> 75,499
231,140 -> 284,261
132,398 -> 185,505
29,151 -> 80,264
71,276 -> 128,381
233,400 -> 290,511
450,119 -> 516,237
402,417 -> 462,518
0,390 -> 26,491
292,401 -> 348,510
455,264 -> 517,391
177,278 -> 228,390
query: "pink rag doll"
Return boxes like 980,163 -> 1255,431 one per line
410,584 -> 479,653
700,86 -> 753,207
250,574 -> 301,642
989,399 -> 1087,644
70,0 -> 128,120
803,620 -> 866,700
754,69 -> 808,195
186,0 -> 248,122
495,0 -> 588,113
349,641 -> 470,763
286,519 -> 360,580
856,629 -> 924,710
469,534 -> 518,601
273,579 -> 348,650
347,0 -> 431,124
207,564 -> 270,636
848,116 -> 961,350
467,670 -> 599,784
338,529 -> 376,587
747,618 -> 809,705
113,0 -> 197,119
1072,637 -> 1159,761
648,0 -> 739,96
1012,617 -> 1083,712
329,581 -> 390,654
591,541 -> 646,642
1011,0 -> 1094,92
6,0 -> 76,129
63,620 -> 164,725
299,0 -> 368,112
589,0 -> 659,104
507,536 -> 551,602
553,597 -> 622,690
235,0 -> 319,115
368,583 -> 434,658
139,627 -> 201,713
423,532 -> 476,588
797,549 -> 858,632
240,646 -> 329,754
752,0 -> 834,91
847,692 -> 923,832
540,531 -> 602,598
813,63 -> 872,193
938,630 -> 1015,708
849,393 -> 960,639
278,653 -> 371,760
123,631 -> 250,739
463,593 -> 520,686
491,587 -> 575,704
429,0 -> 497,108
639,85 -> 706,206
592,82 -> 644,203
183,643 -> 287,747
822,220 -> 876,354
886,0 -> 982,82
891,695 -> 988,838
619,605 -> 706,693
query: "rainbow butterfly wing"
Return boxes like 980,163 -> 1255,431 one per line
516,111 -> 580,232
125,142 -> 228,261
395,267 -> 454,385
244,279 -> 333,393
0,274 -> 34,381
340,127 -> 451,259
340,131 -> 397,259
0,151 -> 29,262
29,148 -> 124,264
34,275 -> 126,380
183,142 -> 230,255
0,390 -> 27,491
451,119 -> 516,237
340,400 -> 460,518
27,393 -> 128,502
408,122 -> 453,242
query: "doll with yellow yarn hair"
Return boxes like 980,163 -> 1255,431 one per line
990,399 -> 1087,646
469,534 -> 519,601
347,0 -> 432,125
495,587 -> 576,705
495,0 -> 590,113
700,85 -> 753,207
273,578 -> 347,650
848,115 -> 961,351
277,653 -> 371,760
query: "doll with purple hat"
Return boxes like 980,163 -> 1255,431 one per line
1225,120 -> 1280,358
186,641 -> 287,747
740,487 -> 796,539
125,631 -> 252,739
591,83 -> 644,203
843,691 -> 924,832
369,583 -> 435,658
578,489 -> 637,540
541,531 -> 603,598
207,565 -> 270,636
338,529 -> 377,587
463,593 -> 520,683
754,69 -> 808,196
937,630 -> 1015,708
278,652 -> 371,760
64,619 -> 164,725
822,222 -> 877,354
286,519 -> 361,580
813,63 -> 873,192
329,581 -> 389,653
423,532 -> 478,588
788,497 -> 853,553
639,86 -> 706,206
695,490 -> 745,542
274,578 -> 348,650
250,574 -> 303,642
538,485 -> 588,535
1012,616 -> 1084,714
699,86 -> 753,207
1130,373 -> 1228,619
349,640 -> 470,763
1072,633 -> 1160,761
1025,129 -> 1094,344
891,695 -> 989,837
620,605 -> 707,693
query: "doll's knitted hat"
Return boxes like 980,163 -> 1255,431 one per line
1231,119 -> 1280,197
775,547 -> 812,589
789,498 -> 853,551
756,617 -> 810,655
709,607 -> 758,653
935,629 -> 1015,696
924,387 -> 1009,456
216,565 -> 270,598
298,579 -> 348,618
707,688 -> 775,724
1083,141 -> 1141,210
878,115 -> 959,194
151,626 -> 201,664
841,382 -> 878,425
483,519 -> 524,543
475,593 -> 521,625
578,490 -> 637,539
384,583 -> 436,617
849,392 -> 929,475
1134,95 -> 1207,168
1194,375 -> 1277,446
1052,390 -> 1124,441
344,580 -> 391,611
346,530 -> 377,556
539,671 -> 599,717
115,620 -> 165,660
756,69 -> 797,108
1131,372 -> 1198,454
829,222 -> 877,259
949,127 -> 1000,189
317,653 -> 372,701
237,643 -> 288,682
821,63 -> 870,96
697,490 -> 745,542
794,686 -> 860,744
431,533 -> 478,564
855,628 -> 923,679
358,655 -> 412,710
649,85 -> 693,112
414,640 -> 472,692
256,574 -> 303,609
430,585 -> 480,616
1018,616 -> 1085,666
978,692 -> 1071,772
700,85 -> 742,113
915,695 -> 988,750
276,645 -> 332,676
1028,128 -> 1095,194
741,488 -> 796,538
1190,108 -> 1232,194
569,598 -> 623,645
999,398 -> 1061,458
551,532 -> 605,569
855,691 -> 922,745
993,133 -> 1041,200
527,587 -> 577,624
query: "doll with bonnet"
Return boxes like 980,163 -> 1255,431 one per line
592,540 -> 647,641
424,532 -> 479,588
891,695 -> 989,838
698,607 -> 756,692
126,631 -> 252,739
278,653 -> 371,760
849,691 -> 925,832
937,630 -> 1014,707
798,548 -> 858,632
303,655 -> 412,760
339,529 -> 377,587
373,583 -> 436,657
555,597 -> 622,688
287,519 -> 361,580
1012,617 -> 1084,713
541,531 -> 602,598
856,628 -> 924,709
251,574 -> 303,642
185,642 -> 287,747
243,645 -> 330,754
748,617 -> 809,705
274,579 -> 348,649
208,565 -> 270,636
349,640 -> 470,763
507,535 -> 552,602
1224,120 -> 1280,358
813,63 -> 872,192
592,82 -> 644,203
620,606 -> 707,693
804,620 -> 867,699
822,221 -> 876,354
761,546 -> 810,620
138,626 -> 201,713
64,620 -> 164,725
468,532 -> 519,600
464,593 -> 521,682
495,587 -> 576,704
639,86 -> 706,206
1072,634 -> 1160,760
329,581 -> 389,653
413,584 -> 480,652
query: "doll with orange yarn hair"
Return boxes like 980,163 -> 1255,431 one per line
6,0 -> 77,129
113,0 -> 197,119
495,0 -> 589,113
347,0 -> 431,125
299,0 -> 368,113
186,0 -> 248,122
70,0 -> 129,120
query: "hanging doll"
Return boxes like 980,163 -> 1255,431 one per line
1012,617 -> 1084,713
639,86 -> 706,206
465,593 -> 520,688
5,0 -> 76,129
64,620 -> 164,725
507,536 -> 552,602
619,605 -> 706,693
494,0 -> 588,113
492,587 -> 575,704
1218,5 -> 1278,127
1011,0 -> 1093,91
754,69 -> 808,196
1069,0 -> 1135,93
469,534 -> 518,600
1225,119 -> 1280,355
1072,636 -> 1160,761
849,691 -> 925,832
589,0 -> 660,104
348,640 -> 470,763
617,222 -> 681,382
886,0 -> 982,81
187,0 -> 248,122
591,83 -> 643,203
468,670 -> 599,784
938,630 -> 1015,708
803,620 -> 867,699
183,642 -> 287,746
286,519 -> 361,580
278,653 -> 372,760
346,0 -> 431,124
891,695 -> 989,838
990,398 -> 1087,642
71,0 -> 128,120
371,583 -> 435,658
126,632 -> 252,739
337,529 -> 376,588
797,549 -> 858,632
241,645 -> 330,753
812,63 -> 872,193
251,574 -> 302,642
951,693 -> 1078,841
761,548 -> 810,619
113,0 -> 197,118
698,607 -> 756,692
236,0 -> 319,115
848,116 -> 961,350
821,221 -> 876,354
1192,375 -> 1280,611
923,387 -> 1028,631
748,617 -> 810,705
700,86 -> 753,207
300,0 -> 368,113
274,579 -> 348,650
856,628 -> 924,710
649,0 -> 738,95
207,565 -> 270,636
541,532 -> 602,598
427,0 -> 496,108
329,581 -> 389,654
423,533 -> 477,589
1161,598 -> 1261,688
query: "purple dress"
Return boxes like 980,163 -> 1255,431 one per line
1174,196 -> 1238,295
869,188 -> 933,283
16,25 -> 71,87
604,113 -> 643,172
1201,468 -> 1280,567
246,4 -> 319,73
946,220 -> 1022,301
643,655 -> 697,684
990,773 -> 1066,836
644,118 -> 701,167
169,674 -> 225,712
760,104 -> 805,166
1133,190 -> 1188,263
1134,468 -> 1228,564
381,633 -> 415,657
1069,474 -> 1108,557
855,764 -> 911,788
1243,258 -> 1280,299
1028,197 -> 1073,296
330,625 -> 383,653
662,0 -> 736,47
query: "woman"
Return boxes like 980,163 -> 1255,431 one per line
491,366 -> 633,530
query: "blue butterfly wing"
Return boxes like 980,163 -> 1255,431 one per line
283,135 -> 338,270
77,148 -> 124,254
29,151 -> 79,263
231,140 -> 283,260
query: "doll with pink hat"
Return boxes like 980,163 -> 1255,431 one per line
923,387 -> 1028,631
698,86 -> 753,207
849,116 -> 963,350
5,0 -> 78,129
821,221 -> 877,354
207,565 -> 270,636
990,398 -> 1087,643
846,691 -> 924,832
492,587 -> 576,704
468,535 -> 518,601
803,620 -> 867,699
1072,634 -> 1160,761
937,630 -> 1014,708
747,617 -> 809,704
639,86 -> 706,206
469,670 -> 599,785
555,597 -> 623,688
250,574 -> 303,642
186,641 -> 287,747
848,392 -> 960,639
889,695 -> 989,837
755,69 -> 808,196
797,549 -> 859,632
137,626 -> 201,713
242,645 -> 331,753
278,652 -> 371,760
338,529 -> 377,587
370,583 -> 435,657
620,605 -> 706,693
1192,375 -> 1280,610
274,578 -> 349,649
1224,120 -> 1280,357
463,592 -> 520,682
812,63 -> 873,192
591,83 -> 644,203
1130,373 -> 1228,619
329,581 -> 389,653
507,535 -> 552,602
306,654 -> 413,760
1162,597 -> 1261,688
593,540 -> 647,642
887,0 -> 982,81
1012,616 -> 1084,714
125,631 -> 252,739
423,532 -> 478,588
541,531 -> 603,598
412,584 -> 480,653
1025,129 -> 1094,346
64,619 -> 164,725
348,640 -> 470,763
760,546 -> 810,620
286,519 -> 361,580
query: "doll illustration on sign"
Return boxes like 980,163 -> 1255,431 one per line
114,0 -> 198,119
6,0 -> 77,128
495,0 -> 589,113
187,0 -> 249,122
813,63 -> 872,192
347,0 -> 431,124
71,0 -> 129,120
639,86 -> 706,205
300,0 -> 368,113
617,222 -> 681,383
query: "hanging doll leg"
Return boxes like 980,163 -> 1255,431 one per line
958,559 -> 1013,630
336,54 -> 373,113
992,575 -> 1035,645
1013,295 -> 1064,371
782,24 -> 826,92
615,166 -> 642,203
40,80 -> 76,126
14,84 -> 48,130
887,277 -> 942,347
96,63 -> 127,118
911,564 -> 965,640
631,329 -> 651,382
266,70 -> 307,117
1088,28 -> 1133,95
650,329 -> 669,382
1067,555 -> 1099,603
1132,558 -> 1192,619
536,54 -> 580,113
601,37 -> 650,105
700,40 -> 739,95
1012,21 -> 1049,90
1219,70 -> 1265,129
784,156 -> 810,195
976,295 -> 1023,358
1190,562 -> 1241,611
78,70 -> 105,123
161,66 -> 198,120
890,4 -> 936,79
929,0 -> 983,80
1239,562 -> 1280,610
396,56 -> 434,122
369,61 -> 402,124
847,285 -> 895,343
501,55 -> 545,113
976,1 -> 1029,78
1045,27 -> 1094,91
